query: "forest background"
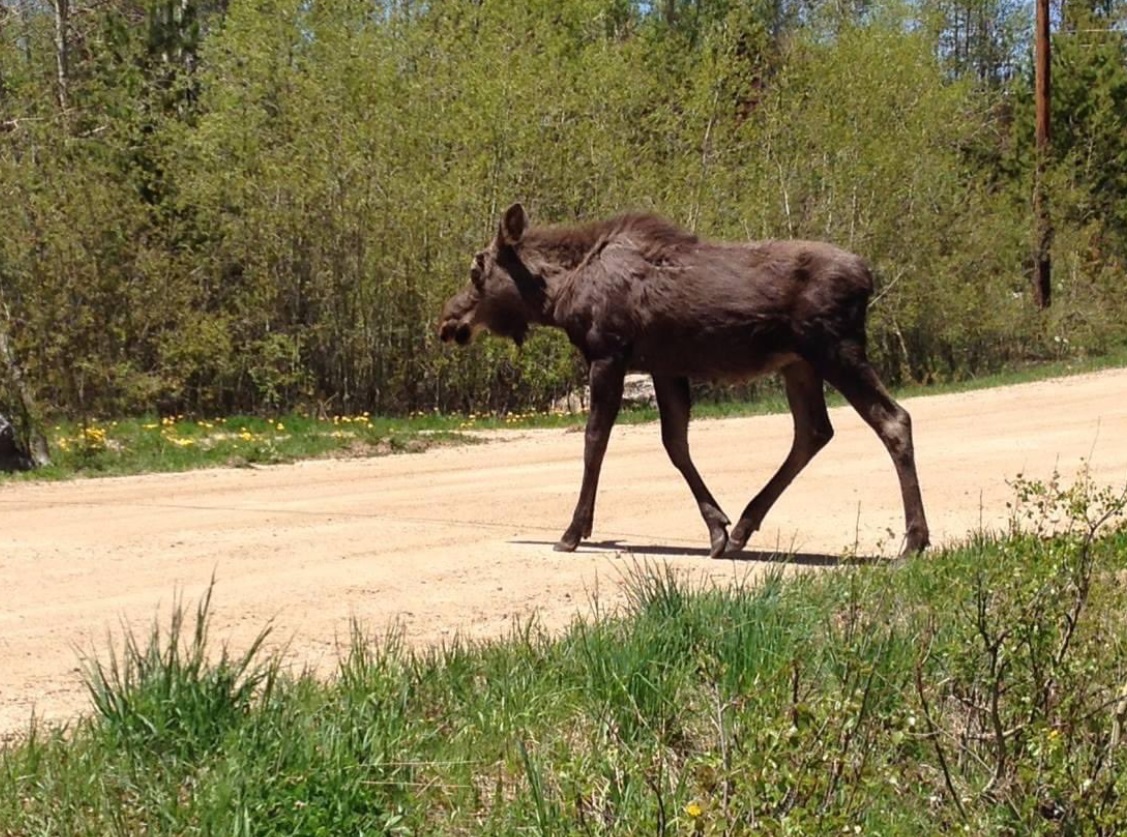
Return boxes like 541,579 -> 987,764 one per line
2,0 -> 1126,421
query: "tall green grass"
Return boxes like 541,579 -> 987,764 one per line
4,476 -> 1127,835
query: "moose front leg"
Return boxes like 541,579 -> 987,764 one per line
652,375 -> 731,558
555,357 -> 626,552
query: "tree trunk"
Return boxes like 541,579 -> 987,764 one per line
663,0 -> 676,26
0,302 -> 51,468
50,0 -> 70,113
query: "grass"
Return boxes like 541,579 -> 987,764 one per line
0,412 -> 478,482
882,343 -> 1127,399
688,342 -> 1127,421
4,473 -> 1127,835
6,345 -> 1127,484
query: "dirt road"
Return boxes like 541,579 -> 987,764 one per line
3,369 -> 1127,739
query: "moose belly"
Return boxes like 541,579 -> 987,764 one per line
628,333 -> 799,381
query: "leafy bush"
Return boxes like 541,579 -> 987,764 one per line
3,1 -> 1127,419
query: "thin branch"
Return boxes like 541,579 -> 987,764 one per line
868,269 -> 906,309
915,632 -> 968,823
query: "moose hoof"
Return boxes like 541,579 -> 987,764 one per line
700,505 -> 731,559
727,520 -> 755,553
708,527 -> 730,560
555,523 -> 586,552
900,530 -> 930,557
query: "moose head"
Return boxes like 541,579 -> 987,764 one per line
438,203 -> 547,348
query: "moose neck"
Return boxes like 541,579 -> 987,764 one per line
519,219 -> 615,326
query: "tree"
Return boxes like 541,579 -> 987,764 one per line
0,296 -> 50,467
922,0 -> 1028,85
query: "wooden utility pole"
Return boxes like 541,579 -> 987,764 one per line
1033,0 -> 1052,308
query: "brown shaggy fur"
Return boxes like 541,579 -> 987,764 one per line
440,204 -> 929,558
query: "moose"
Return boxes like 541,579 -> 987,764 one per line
439,203 -> 929,559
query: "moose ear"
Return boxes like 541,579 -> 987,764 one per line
499,203 -> 527,247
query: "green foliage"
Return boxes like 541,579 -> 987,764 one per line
0,410 -> 482,481
82,582 -> 278,765
3,0 -> 1127,421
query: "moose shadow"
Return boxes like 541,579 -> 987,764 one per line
510,539 -> 880,567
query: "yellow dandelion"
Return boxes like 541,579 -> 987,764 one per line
685,801 -> 703,818
275,422 -> 285,431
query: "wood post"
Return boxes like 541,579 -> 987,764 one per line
1033,0 -> 1052,309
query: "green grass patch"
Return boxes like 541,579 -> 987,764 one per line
4,474 -> 1127,834
0,412 -> 477,482
886,342 -> 1127,400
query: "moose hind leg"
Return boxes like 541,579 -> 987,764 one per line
820,348 -> 930,556
556,357 -> 626,552
730,361 -> 834,552
653,375 -> 731,558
